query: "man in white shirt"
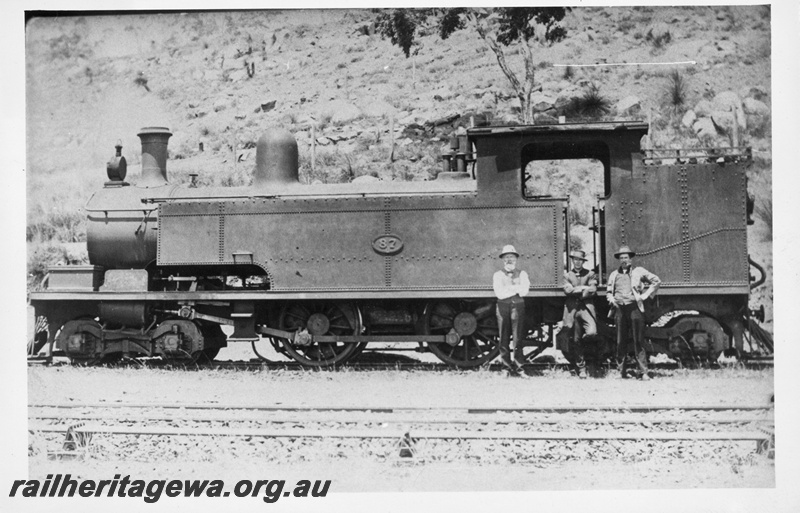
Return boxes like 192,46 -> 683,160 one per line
606,245 -> 661,380
493,245 -> 531,376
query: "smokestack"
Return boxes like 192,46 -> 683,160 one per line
254,128 -> 299,187
137,127 -> 172,187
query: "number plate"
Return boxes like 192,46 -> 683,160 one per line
372,234 -> 404,256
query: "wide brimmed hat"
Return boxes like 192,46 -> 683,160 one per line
499,244 -> 519,258
569,249 -> 587,261
614,245 -> 636,258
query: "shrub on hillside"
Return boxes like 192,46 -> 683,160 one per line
27,209 -> 85,244
27,244 -> 72,291
646,22 -> 671,48
562,83 -> 611,121
569,234 -> 584,252
617,18 -> 636,35
663,70 -> 688,111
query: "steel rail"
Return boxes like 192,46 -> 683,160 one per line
29,403 -> 773,413
25,358 -> 774,370
28,412 -> 773,425
28,423 -> 770,444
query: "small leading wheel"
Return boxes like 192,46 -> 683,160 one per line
58,319 -> 105,366
664,315 -> 725,367
277,302 -> 362,367
423,300 -> 499,368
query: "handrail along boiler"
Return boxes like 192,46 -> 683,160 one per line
29,121 -> 771,366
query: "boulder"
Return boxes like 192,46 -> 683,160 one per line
743,97 -> 770,116
739,86 -> 769,102
480,91 -> 496,109
260,100 -> 277,112
533,112 -> 559,125
531,92 -> 556,112
62,242 -> 88,264
337,128 -> 360,140
681,110 -> 697,128
712,91 -> 742,112
693,99 -> 714,117
710,109 -> 746,135
318,100 -> 362,124
616,96 -> 642,116
432,87 -> 455,102
692,117 -> 719,141
360,100 -> 396,118
554,93 -> 578,111
213,99 -> 228,112
425,112 -> 461,128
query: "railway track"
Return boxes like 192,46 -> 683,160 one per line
29,403 -> 775,462
26,356 -> 774,371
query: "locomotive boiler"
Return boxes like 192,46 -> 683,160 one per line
29,120 -> 772,367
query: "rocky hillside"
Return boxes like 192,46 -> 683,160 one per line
25,7 -> 773,326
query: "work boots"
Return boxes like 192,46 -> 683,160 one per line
576,357 -> 587,379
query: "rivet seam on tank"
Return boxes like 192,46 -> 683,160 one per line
218,203 -> 225,262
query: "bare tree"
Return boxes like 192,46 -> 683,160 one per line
376,8 -> 570,124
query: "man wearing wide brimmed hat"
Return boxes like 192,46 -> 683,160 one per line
562,249 -> 598,379
606,245 -> 661,380
492,244 -> 530,376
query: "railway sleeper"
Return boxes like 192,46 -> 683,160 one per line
34,423 -> 773,460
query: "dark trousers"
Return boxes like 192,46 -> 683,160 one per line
615,302 -> 648,374
497,299 -> 525,368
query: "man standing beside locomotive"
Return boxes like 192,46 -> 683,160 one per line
493,245 -> 530,376
606,246 -> 661,380
562,250 -> 598,379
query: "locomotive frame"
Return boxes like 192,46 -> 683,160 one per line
29,120 -> 772,368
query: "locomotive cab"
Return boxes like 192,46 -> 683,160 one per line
467,121 -> 647,282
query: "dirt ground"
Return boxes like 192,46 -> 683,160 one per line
26,364 -> 775,492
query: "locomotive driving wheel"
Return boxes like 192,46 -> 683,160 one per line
277,301 -> 361,367
423,300 -> 500,368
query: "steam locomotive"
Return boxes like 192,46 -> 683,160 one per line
29,120 -> 772,367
